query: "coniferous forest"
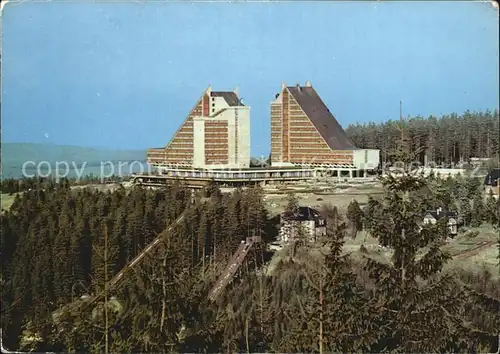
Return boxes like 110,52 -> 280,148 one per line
345,110 -> 500,165
1,172 -> 500,353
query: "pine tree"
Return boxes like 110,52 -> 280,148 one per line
4,172 -> 500,352
263,220 -> 377,353
225,189 -> 243,245
363,173 -> 477,352
53,202 -> 74,303
465,176 -> 482,199
363,196 -> 382,231
197,209 -> 210,267
484,192 -> 499,226
346,199 -> 363,238
433,179 -> 454,210
116,239 -> 198,353
31,214 -> 55,324
471,192 -> 485,227
284,192 -> 300,215
142,196 -> 157,246
346,109 -> 500,165
110,207 -> 127,274
460,197 -> 473,227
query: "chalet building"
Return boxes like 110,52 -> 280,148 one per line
270,81 -> 379,171
147,86 -> 250,169
279,206 -> 326,243
484,168 -> 500,198
423,207 -> 458,235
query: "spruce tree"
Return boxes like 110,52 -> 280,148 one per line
264,220 -> 377,353
284,192 -> 300,215
363,196 -> 382,232
471,192 -> 485,227
484,192 -> 499,226
363,173 -> 477,352
346,199 -> 363,239
460,197 -> 473,227
197,209 -> 210,267
53,202 -> 73,303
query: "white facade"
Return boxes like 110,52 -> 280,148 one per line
269,161 -> 296,168
210,106 -> 250,169
352,149 -> 380,170
423,213 -> 458,235
413,167 -> 469,178
270,81 -> 380,171
279,219 -> 326,243
192,87 -> 250,170
192,117 -> 205,168
235,107 -> 251,169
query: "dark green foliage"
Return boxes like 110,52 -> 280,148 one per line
346,199 -> 363,238
363,196 -> 382,230
346,109 -> 499,165
362,173 -> 487,352
1,184 -> 190,350
0,175 -> 127,194
460,197 -> 473,227
485,192 -> 499,226
459,268 -> 500,351
284,192 -> 299,215
1,175 -> 499,353
471,192 -> 485,227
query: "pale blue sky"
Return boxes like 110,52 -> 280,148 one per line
2,1 -> 498,156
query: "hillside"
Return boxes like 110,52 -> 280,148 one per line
1,143 -> 146,179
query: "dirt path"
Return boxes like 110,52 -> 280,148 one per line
452,241 -> 497,260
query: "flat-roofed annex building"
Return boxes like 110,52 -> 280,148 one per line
270,81 -> 379,170
147,86 -> 250,169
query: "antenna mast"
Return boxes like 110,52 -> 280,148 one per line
395,100 -> 409,170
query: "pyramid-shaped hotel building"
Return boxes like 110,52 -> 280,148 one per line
148,86 -> 250,169
147,81 -> 379,171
